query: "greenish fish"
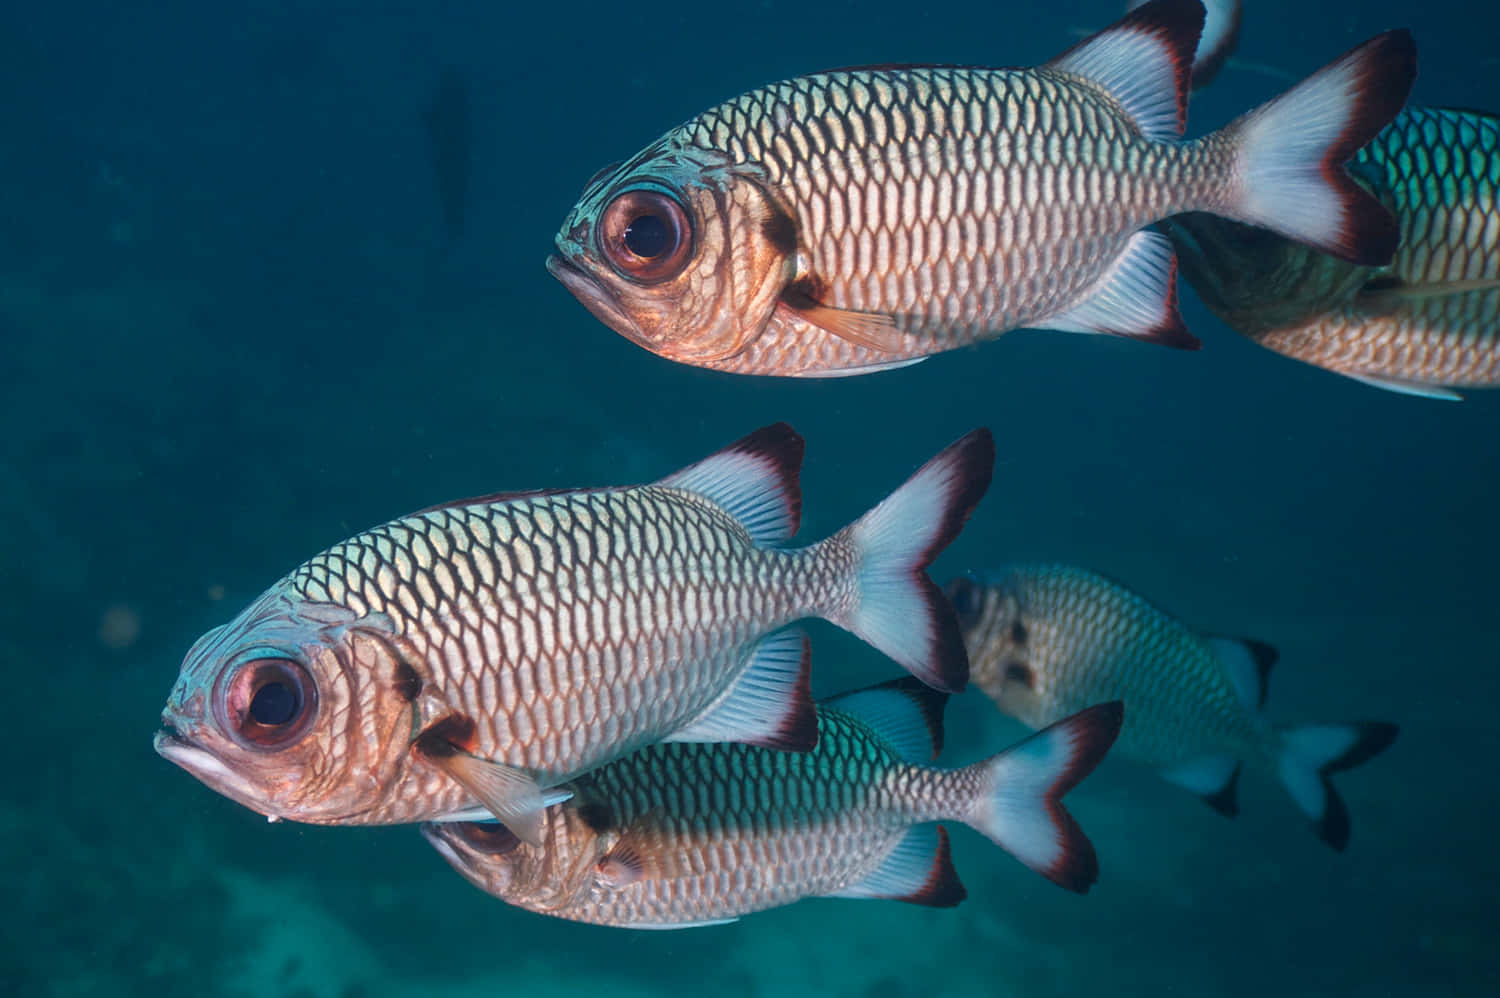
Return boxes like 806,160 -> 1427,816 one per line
1169,105 -> 1500,400
946,565 -> 1398,851
423,679 -> 1123,928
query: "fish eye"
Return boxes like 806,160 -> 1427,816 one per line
943,577 -> 983,629
454,821 -> 523,856
220,657 -> 317,751
598,189 -> 692,283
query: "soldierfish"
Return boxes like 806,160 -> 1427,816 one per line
547,0 -> 1415,377
944,565 -> 1398,851
155,425 -> 994,843
423,678 -> 1123,928
1167,106 -> 1500,400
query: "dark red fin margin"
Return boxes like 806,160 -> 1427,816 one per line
898,826 -> 968,908
722,422 -> 806,538
743,631 -> 818,752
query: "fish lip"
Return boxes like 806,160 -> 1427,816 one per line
546,252 -> 640,345
154,727 -> 281,818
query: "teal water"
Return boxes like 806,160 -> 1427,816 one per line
2,1 -> 1494,995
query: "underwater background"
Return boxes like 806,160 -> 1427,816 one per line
2,0 -> 1494,994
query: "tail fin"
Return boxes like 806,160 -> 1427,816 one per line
962,701 -> 1124,893
830,429 -> 994,693
1276,722 -> 1398,851
1220,29 -> 1416,265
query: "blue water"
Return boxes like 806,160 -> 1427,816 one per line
3,0 -> 1493,995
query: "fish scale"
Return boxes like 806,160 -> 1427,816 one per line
683,67 -> 1199,347
290,490 -> 830,780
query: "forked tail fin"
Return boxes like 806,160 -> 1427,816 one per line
962,702 -> 1124,893
1219,29 -> 1417,265
1276,721 -> 1399,851
828,429 -> 995,693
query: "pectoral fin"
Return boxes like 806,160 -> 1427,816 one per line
596,838 -> 658,888
414,718 -> 570,846
777,291 -> 907,354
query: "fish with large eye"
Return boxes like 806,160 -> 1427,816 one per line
219,658 -> 317,749
547,0 -> 1416,378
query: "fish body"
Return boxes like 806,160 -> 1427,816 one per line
423,679 -> 1123,928
946,564 -> 1398,850
1169,106 -> 1500,399
155,426 -> 994,841
549,0 -> 1414,377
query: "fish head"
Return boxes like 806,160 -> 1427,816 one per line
548,141 -> 796,366
154,587 -> 420,823
944,572 -> 1046,722
423,810 -> 607,911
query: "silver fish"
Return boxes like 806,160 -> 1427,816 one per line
155,425 -> 993,843
423,678 -> 1123,928
946,565 -> 1398,850
1168,105 -> 1500,400
548,0 -> 1414,377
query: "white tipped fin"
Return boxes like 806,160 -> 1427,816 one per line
1048,0 -> 1201,140
663,629 -> 818,751
825,825 -> 966,907
1345,373 -> 1464,401
1041,230 -> 1200,349
426,754 -> 571,847
825,677 -> 948,764
657,423 -> 805,544
1206,635 -> 1277,710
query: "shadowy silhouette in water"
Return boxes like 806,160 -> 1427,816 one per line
424,68 -> 471,255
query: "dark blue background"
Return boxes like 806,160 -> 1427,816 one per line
2,1 -> 1493,994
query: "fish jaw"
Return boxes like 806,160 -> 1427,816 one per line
153,725 -> 299,821
545,252 -> 640,346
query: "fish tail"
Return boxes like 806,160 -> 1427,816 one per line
829,429 -> 994,693
1274,721 -> 1399,851
1214,29 -> 1416,265
961,702 -> 1123,894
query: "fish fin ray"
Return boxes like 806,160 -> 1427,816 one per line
825,676 -> 949,763
1276,722 -> 1398,850
778,297 -> 907,354
421,751 -> 565,848
596,838 -> 658,888
826,825 -> 966,908
1205,635 -> 1278,709
831,430 -> 995,693
619,918 -> 740,930
656,423 -> 804,544
663,628 -> 818,751
1357,277 -> 1500,307
1222,30 -> 1416,265
1047,0 -> 1203,140
1041,230 -> 1200,349
964,702 -> 1123,894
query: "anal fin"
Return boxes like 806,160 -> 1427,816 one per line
826,825 -> 966,908
663,628 -> 818,751
1041,230 -> 1201,349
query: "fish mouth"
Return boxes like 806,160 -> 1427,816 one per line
154,726 -> 279,817
546,253 -> 644,347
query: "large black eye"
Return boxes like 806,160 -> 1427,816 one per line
598,189 -> 692,283
944,577 -> 983,629
455,821 -> 522,856
221,658 -> 317,750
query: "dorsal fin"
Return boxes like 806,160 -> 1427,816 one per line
1046,0 -> 1203,140
826,676 -> 949,763
656,423 -> 805,545
1206,635 -> 1278,710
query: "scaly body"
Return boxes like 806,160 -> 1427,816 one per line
424,680 -> 1122,927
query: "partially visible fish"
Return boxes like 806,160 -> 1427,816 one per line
1129,0 -> 1242,86
155,425 -> 993,843
1168,106 -> 1500,400
946,565 -> 1399,851
548,0 -> 1414,377
423,678 -> 1123,928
